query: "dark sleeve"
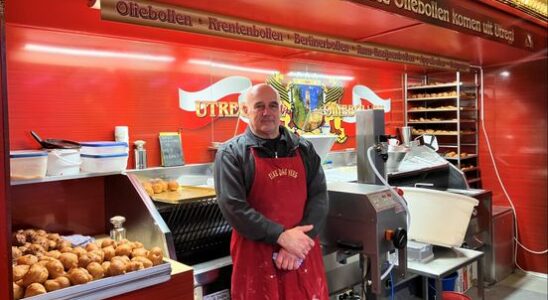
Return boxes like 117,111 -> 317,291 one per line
299,144 -> 329,238
214,147 -> 284,244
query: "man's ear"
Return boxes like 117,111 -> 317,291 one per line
240,103 -> 248,117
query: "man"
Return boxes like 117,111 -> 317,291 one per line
214,83 -> 329,300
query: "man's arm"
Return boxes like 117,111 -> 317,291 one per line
299,144 -> 329,238
214,148 -> 284,244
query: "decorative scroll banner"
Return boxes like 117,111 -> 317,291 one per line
100,0 -> 469,70
348,0 -> 544,51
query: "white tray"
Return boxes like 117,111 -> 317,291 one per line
26,261 -> 171,300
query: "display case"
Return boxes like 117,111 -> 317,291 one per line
404,71 -> 481,188
9,172 -> 194,300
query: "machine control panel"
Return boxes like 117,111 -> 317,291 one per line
368,191 -> 396,212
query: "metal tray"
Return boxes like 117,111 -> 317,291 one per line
26,261 -> 171,300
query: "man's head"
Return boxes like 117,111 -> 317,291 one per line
242,83 -> 281,139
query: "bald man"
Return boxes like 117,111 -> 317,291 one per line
214,83 -> 329,299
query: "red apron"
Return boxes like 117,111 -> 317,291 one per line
230,148 -> 329,300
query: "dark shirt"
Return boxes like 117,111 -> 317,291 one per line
214,126 -> 328,244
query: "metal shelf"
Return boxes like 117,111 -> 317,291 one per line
412,132 -> 476,136
407,96 -> 476,101
407,82 -> 477,90
444,154 -> 478,160
408,120 -> 476,124
11,171 -> 125,186
408,108 -> 476,112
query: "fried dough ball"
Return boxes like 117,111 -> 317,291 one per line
45,250 -> 62,259
111,255 -> 130,266
78,253 -> 92,268
101,238 -> 116,248
12,246 -> 22,261
28,244 -> 46,256
101,261 -> 111,275
23,229 -> 37,241
17,254 -> 38,266
35,229 -> 47,237
168,180 -> 179,191
72,246 -> 87,257
132,247 -> 148,258
126,261 -> 145,272
21,264 -> 48,286
59,246 -> 73,253
13,232 -> 26,246
68,267 -> 93,285
88,250 -> 105,264
115,244 -> 133,257
143,182 -> 154,196
103,246 -> 116,261
107,259 -> 126,276
45,259 -> 65,278
32,237 -> 50,251
57,240 -> 72,249
18,243 -> 32,255
59,252 -> 78,270
86,262 -> 105,280
13,283 -> 24,300
13,265 -> 30,282
44,279 -> 63,292
47,233 -> 61,241
24,282 -> 47,297
55,276 -> 71,288
85,243 -> 99,252
48,239 -> 58,250
148,247 -> 163,266
132,241 -> 144,249
131,256 -> 153,268
37,256 -> 56,267
151,181 -> 164,194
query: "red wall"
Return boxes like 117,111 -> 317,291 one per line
480,59 -> 548,273
6,24 -> 404,166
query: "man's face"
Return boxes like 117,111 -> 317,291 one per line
244,85 -> 281,139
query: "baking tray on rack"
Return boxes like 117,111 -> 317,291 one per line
25,260 -> 171,300
151,186 -> 216,204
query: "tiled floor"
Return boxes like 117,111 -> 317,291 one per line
466,271 -> 548,300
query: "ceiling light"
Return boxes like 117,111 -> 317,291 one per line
24,44 -> 175,62
287,71 -> 354,81
188,59 -> 279,75
500,71 -> 510,77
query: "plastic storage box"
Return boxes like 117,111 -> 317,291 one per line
47,149 -> 81,176
10,150 -> 48,180
81,153 -> 128,173
400,187 -> 479,247
80,141 -> 128,155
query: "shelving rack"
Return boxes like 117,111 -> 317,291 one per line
404,71 -> 481,188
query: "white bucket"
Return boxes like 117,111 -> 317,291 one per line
47,149 -> 81,176
400,187 -> 479,248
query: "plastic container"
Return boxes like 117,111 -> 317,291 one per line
400,187 -> 479,247
429,272 -> 459,298
80,141 -> 128,155
10,150 -> 48,180
81,153 -> 128,173
46,149 -> 81,176
407,240 -> 434,263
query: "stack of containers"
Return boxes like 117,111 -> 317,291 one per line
9,150 -> 48,180
80,141 -> 128,173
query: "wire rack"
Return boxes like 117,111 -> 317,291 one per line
156,197 -> 232,265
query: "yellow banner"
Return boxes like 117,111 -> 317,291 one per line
100,0 -> 469,70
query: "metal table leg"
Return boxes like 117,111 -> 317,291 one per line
477,258 -> 485,300
423,276 -> 429,300
435,279 -> 443,300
